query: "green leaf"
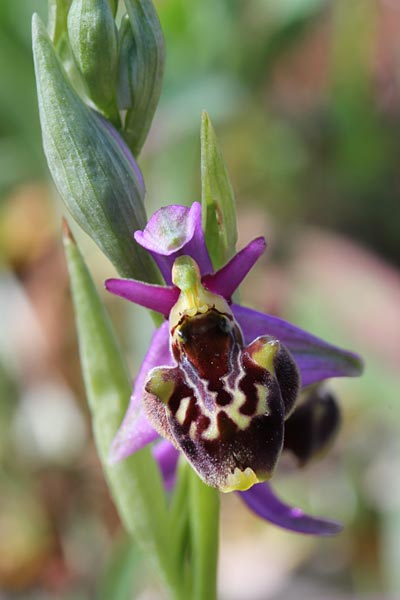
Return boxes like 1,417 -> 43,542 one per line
99,535 -> 141,600
168,459 -> 191,592
67,0 -> 120,123
200,111 -> 238,270
121,0 -> 165,156
32,14 -> 161,283
63,223 -> 174,590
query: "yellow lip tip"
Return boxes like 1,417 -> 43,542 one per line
221,467 -> 259,493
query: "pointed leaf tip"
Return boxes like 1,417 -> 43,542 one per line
200,111 -> 238,270
62,218 -> 75,244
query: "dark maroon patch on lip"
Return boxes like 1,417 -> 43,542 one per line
168,384 -> 285,490
172,310 -> 239,381
217,411 -> 238,441
239,357 -> 271,417
168,378 -> 193,415
196,413 -> 211,436
182,397 -> 200,433
214,387 -> 232,406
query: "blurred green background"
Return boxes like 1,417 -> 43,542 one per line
1,0 -> 400,598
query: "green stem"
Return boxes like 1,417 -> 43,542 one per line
168,459 -> 191,599
188,469 -> 220,600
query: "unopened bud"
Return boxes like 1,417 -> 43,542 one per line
118,0 -> 165,156
32,14 -> 160,283
48,0 -> 72,46
67,0 -> 119,123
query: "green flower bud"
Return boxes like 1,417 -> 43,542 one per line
119,0 -> 165,156
32,14 -> 161,283
117,14 -> 136,110
108,0 -> 118,18
48,0 -> 73,47
67,0 -> 119,124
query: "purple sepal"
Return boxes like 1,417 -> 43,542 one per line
233,304 -> 363,387
239,483 -> 343,535
134,202 -> 213,284
152,440 -> 179,491
204,237 -> 266,300
105,278 -> 178,317
109,322 -> 173,463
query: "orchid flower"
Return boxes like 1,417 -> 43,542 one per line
105,202 -> 362,536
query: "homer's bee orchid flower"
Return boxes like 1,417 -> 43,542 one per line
34,0 -> 362,590
106,202 -> 363,535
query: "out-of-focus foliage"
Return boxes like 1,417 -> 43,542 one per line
0,1 -> 47,197
1,0 -> 400,598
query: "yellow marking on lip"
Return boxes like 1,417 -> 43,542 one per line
252,339 -> 280,374
189,422 -> 197,439
194,365 -> 270,441
221,467 -> 260,493
200,418 -> 220,441
175,396 -> 191,425
255,383 -> 269,416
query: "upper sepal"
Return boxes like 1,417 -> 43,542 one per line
134,203 -> 213,284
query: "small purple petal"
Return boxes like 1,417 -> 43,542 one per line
239,483 -> 342,535
233,304 -> 363,387
134,202 -> 213,284
109,321 -> 173,463
105,278 -> 178,316
152,440 -> 179,491
203,237 -> 266,300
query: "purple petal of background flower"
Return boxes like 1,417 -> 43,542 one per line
134,202 -> 213,284
105,278 -> 178,317
203,237 -> 266,300
152,440 -> 179,491
239,483 -> 343,535
233,304 -> 363,386
109,321 -> 173,464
